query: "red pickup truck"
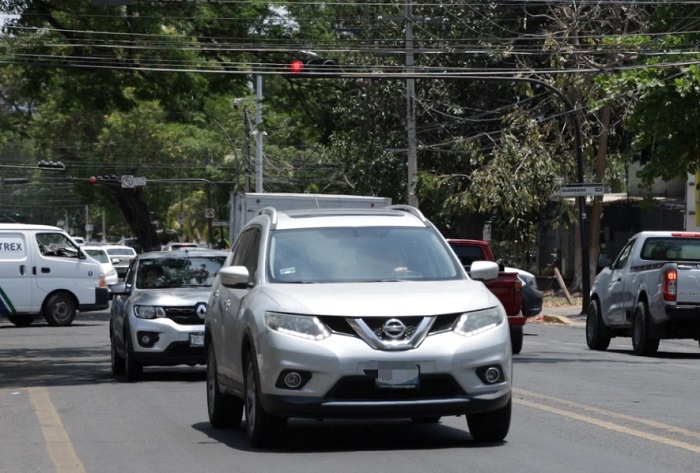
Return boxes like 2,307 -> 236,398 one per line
448,239 -> 526,354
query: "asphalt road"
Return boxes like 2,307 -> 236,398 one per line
1,308 -> 699,473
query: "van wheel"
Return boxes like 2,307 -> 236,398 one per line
6,314 -> 34,327
43,293 -> 76,326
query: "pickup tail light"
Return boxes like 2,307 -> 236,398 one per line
663,269 -> 677,301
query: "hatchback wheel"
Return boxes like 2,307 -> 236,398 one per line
110,329 -> 125,376
124,332 -> 143,382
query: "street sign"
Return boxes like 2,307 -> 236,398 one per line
213,221 -> 228,227
205,208 -> 215,219
121,175 -> 147,188
557,183 -> 606,197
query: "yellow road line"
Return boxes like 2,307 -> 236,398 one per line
514,388 -> 700,454
28,387 -> 86,473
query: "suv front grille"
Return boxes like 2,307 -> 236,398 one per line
317,313 -> 462,350
328,374 -> 465,401
164,306 -> 203,325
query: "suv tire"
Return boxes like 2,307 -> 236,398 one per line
466,397 -> 511,443
207,344 -> 243,428
245,350 -> 287,448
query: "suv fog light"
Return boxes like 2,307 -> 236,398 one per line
476,365 -> 504,384
275,370 -> 311,390
136,331 -> 159,348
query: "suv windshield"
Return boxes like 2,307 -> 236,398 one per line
268,226 -> 461,283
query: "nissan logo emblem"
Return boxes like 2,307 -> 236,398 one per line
383,318 -> 406,339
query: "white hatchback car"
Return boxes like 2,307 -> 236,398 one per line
205,205 -> 512,448
82,245 -> 119,286
109,249 -> 228,381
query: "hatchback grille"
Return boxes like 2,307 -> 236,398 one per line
164,306 -> 203,325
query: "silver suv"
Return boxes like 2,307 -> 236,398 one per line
205,206 -> 512,448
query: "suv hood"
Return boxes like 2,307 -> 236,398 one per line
261,279 -> 502,317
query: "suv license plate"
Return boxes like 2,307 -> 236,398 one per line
189,333 -> 204,347
373,362 -> 419,389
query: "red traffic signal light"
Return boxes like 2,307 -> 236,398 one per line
288,57 -> 339,76
89,175 -> 119,184
289,59 -> 304,74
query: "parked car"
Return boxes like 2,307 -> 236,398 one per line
205,205 -> 512,448
82,245 -> 119,287
505,267 -> 543,317
163,242 -> 199,251
109,249 -> 228,381
71,236 -> 86,246
101,244 -> 138,279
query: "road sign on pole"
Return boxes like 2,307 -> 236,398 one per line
557,183 -> 606,197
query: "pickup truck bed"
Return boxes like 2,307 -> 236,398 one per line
447,239 -> 526,354
588,230 -> 700,356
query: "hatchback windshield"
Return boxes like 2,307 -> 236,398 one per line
268,226 -> 461,283
137,256 -> 227,289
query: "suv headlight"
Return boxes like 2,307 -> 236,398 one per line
134,305 -> 166,319
454,307 -> 504,337
265,312 -> 331,340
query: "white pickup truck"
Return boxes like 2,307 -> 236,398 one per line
587,231 -> 700,356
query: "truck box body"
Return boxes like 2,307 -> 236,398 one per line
229,193 -> 392,240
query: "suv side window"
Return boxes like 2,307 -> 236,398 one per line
231,227 -> 261,282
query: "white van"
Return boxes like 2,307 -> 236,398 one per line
0,224 -> 110,327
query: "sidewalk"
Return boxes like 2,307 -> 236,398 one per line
534,304 -> 585,326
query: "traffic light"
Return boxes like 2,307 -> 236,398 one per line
37,160 -> 65,170
288,57 -> 340,77
88,175 -> 119,184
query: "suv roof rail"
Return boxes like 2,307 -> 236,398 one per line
256,206 -> 278,226
386,204 -> 427,222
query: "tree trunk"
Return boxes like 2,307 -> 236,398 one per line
589,104 -> 612,285
114,188 -> 161,252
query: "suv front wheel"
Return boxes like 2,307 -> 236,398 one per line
245,350 -> 287,448
207,344 -> 243,428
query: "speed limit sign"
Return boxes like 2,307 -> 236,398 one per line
205,208 -> 215,219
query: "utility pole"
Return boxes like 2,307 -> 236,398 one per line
255,74 -> 264,193
405,0 -> 418,208
243,106 -> 252,193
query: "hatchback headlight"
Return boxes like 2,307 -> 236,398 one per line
264,312 -> 331,340
134,305 -> 166,319
454,307 -> 504,337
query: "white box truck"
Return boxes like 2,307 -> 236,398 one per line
0,224 -> 110,327
229,193 -> 392,240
